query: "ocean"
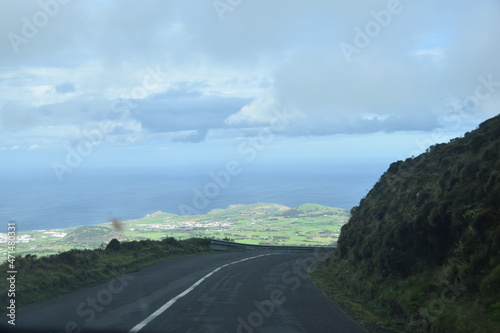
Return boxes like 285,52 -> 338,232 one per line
0,163 -> 387,232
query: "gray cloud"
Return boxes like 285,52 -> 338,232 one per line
0,103 -> 39,131
131,86 -> 251,137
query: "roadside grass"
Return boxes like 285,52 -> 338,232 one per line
0,237 -> 213,314
311,259 -> 500,332
311,260 -> 406,333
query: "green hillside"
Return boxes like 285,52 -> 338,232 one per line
314,114 -> 500,332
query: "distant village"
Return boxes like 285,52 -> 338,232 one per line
0,230 -> 67,244
129,220 -> 234,232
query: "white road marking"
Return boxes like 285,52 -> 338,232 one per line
128,253 -> 274,333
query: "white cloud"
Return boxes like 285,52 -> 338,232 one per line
0,0 -> 499,166
225,95 -> 280,126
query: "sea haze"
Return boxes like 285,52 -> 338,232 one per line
0,163 -> 386,232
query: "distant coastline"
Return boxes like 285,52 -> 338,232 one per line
0,203 -> 350,258
0,166 -> 382,232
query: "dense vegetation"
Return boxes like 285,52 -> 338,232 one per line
313,114 -> 500,332
0,237 -> 211,314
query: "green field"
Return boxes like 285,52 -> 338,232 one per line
1,203 -> 349,258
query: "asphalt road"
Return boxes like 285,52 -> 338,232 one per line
7,252 -> 371,333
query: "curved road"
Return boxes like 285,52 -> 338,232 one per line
6,252 -> 371,333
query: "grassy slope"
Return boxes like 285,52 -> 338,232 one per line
313,114 -> 500,332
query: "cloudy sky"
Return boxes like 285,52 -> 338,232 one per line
1,0 -> 499,175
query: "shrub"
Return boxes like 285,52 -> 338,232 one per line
105,238 -> 121,251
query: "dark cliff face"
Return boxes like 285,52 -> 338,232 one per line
335,114 -> 500,283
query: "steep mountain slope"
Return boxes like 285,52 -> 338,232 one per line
316,114 -> 500,332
